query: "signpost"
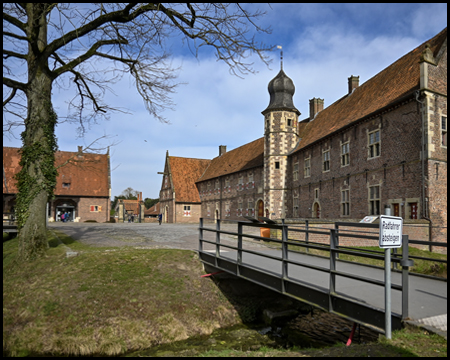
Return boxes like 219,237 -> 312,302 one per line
379,215 -> 403,339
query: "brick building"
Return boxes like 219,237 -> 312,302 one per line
3,146 -> 111,223
160,28 -> 447,245
115,193 -> 145,223
159,151 -> 210,223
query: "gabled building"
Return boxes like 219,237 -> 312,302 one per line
144,201 -> 160,219
3,146 -> 111,222
159,28 -> 447,245
159,151 -> 210,223
115,193 -> 145,222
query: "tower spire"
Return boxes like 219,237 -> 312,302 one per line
277,45 -> 283,70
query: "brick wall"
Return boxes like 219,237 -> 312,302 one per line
199,166 -> 264,221
175,203 -> 201,223
77,197 -> 110,222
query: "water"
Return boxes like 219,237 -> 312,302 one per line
124,314 -> 378,357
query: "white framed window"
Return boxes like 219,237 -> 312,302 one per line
225,203 -> 230,217
183,205 -> 191,217
304,157 -> 311,178
369,185 -> 380,215
442,116 -> 447,147
341,189 -> 350,216
293,162 -> 299,181
341,141 -> 350,166
323,149 -> 330,172
368,129 -> 380,158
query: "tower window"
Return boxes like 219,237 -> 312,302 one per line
287,119 -> 292,127
275,161 -> 280,169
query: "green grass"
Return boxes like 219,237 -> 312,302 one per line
3,231 -> 241,356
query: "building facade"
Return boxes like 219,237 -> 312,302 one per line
158,151 -> 210,223
3,146 -> 111,223
160,28 -> 447,245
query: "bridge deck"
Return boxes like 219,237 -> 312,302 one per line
198,220 -> 447,335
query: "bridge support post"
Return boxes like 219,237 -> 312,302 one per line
281,222 -> 288,293
401,235 -> 413,320
199,218 -> 203,253
215,219 -> 221,266
237,222 -> 243,276
329,229 -> 337,311
305,220 -> 309,253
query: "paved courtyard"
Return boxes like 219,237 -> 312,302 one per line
48,221 -> 268,251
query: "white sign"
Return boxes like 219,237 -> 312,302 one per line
360,215 -> 378,223
379,215 -> 403,248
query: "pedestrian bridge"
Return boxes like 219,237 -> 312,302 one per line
197,218 -> 447,335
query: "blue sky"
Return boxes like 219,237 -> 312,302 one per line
3,3 -> 447,200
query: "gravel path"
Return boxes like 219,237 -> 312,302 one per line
48,221 -> 270,252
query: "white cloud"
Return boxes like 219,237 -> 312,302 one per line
4,3 -> 447,199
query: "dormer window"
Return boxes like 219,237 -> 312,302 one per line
62,182 -> 71,189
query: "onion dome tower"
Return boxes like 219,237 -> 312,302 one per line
262,48 -> 300,219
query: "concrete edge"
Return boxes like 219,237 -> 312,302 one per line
403,320 -> 447,340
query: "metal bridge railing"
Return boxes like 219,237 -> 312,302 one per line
197,218 -> 428,334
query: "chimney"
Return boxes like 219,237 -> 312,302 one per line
348,75 -> 359,94
219,145 -> 227,156
309,98 -> 324,120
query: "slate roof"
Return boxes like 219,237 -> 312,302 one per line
3,146 -> 110,197
197,137 -> 264,182
293,27 -> 447,153
168,156 -> 211,203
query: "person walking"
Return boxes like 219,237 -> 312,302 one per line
158,213 -> 162,225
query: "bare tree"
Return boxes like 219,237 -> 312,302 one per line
3,3 -> 273,261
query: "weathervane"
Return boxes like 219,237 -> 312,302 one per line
277,45 -> 283,70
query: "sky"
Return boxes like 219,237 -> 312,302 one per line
3,3 -> 447,200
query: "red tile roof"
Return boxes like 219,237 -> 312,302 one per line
294,27 -> 447,153
121,199 -> 141,213
168,156 -> 211,203
144,202 -> 160,216
197,137 -> 264,182
3,146 -> 110,197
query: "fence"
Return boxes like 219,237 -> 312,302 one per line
198,218 -> 424,334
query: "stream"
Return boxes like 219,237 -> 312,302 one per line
125,310 -> 379,357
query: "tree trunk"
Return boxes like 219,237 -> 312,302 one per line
16,4 -> 58,261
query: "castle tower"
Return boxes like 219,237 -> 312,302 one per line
262,65 -> 300,219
